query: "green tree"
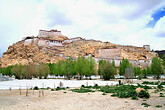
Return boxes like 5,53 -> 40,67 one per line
137,67 -> 142,80
64,58 -> 76,79
162,54 -> 165,66
11,64 -> 23,79
142,68 -> 147,78
112,60 -> 116,68
38,64 -> 50,79
151,55 -> 163,79
98,60 -> 104,75
134,67 -> 142,80
100,61 -> 117,80
133,67 -> 137,78
75,56 -> 86,79
48,63 -> 55,75
147,67 -> 152,75
21,64 -> 37,79
119,58 -> 132,75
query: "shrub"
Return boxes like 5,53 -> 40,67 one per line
81,85 -> 85,88
137,83 -> 152,89
71,88 -> 95,93
155,105 -> 162,108
100,85 -> 137,98
94,84 -> 98,87
56,87 -> 65,91
132,96 -> 138,100
141,103 -> 150,107
160,82 -> 165,85
138,90 -> 150,98
102,93 -> 107,95
33,86 -> 39,90
159,93 -> 164,97
111,93 -> 117,97
142,81 -> 160,85
51,89 -> 55,91
157,84 -> 163,89
47,87 -> 51,89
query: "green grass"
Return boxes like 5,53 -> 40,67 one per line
102,93 -> 107,95
56,87 -> 66,91
141,103 -> 150,107
70,88 -> 95,93
155,105 -> 162,108
159,93 -> 164,97
131,96 -> 138,100
142,81 -> 160,85
99,84 -> 150,99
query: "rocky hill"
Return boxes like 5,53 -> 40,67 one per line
0,29 -> 156,67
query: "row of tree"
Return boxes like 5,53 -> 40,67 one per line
0,54 -> 165,80
48,56 -> 97,79
0,56 -> 97,79
0,64 -> 50,79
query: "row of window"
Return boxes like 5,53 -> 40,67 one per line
48,41 -> 62,43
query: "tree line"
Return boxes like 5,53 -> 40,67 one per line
0,54 -> 165,80
0,56 -> 97,79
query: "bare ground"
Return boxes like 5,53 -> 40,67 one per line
0,87 -> 164,110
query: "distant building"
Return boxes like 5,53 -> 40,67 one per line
47,40 -> 63,46
143,45 -> 150,51
38,29 -> 62,38
64,37 -> 84,43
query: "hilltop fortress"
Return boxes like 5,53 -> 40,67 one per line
0,29 -> 156,68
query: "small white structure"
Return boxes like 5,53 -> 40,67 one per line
138,59 -> 145,62
38,39 -> 47,47
24,39 -> 33,46
64,37 -> 84,43
38,29 -> 62,38
143,45 -> 150,51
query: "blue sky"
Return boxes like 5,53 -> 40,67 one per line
147,8 -> 165,28
0,0 -> 165,57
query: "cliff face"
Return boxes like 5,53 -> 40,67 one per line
0,30 -> 156,67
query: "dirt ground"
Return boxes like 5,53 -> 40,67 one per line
0,87 -> 164,110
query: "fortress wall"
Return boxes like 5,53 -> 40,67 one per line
97,48 -> 120,58
64,37 -> 84,43
38,30 -> 62,37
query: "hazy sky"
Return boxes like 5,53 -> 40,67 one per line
0,0 -> 165,57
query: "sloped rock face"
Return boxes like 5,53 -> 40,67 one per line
0,41 -> 63,67
0,34 -> 156,67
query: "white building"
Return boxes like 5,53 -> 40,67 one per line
47,40 -> 63,46
64,37 -> 84,43
38,29 -> 62,38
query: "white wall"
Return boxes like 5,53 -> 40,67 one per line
24,39 -> 33,46
47,41 -> 62,46
38,31 -> 62,37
